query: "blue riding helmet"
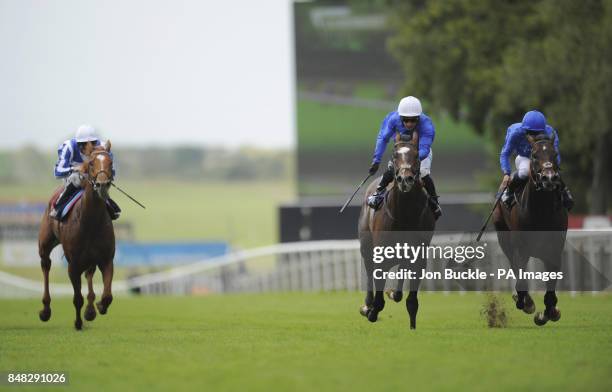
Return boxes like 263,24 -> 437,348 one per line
521,110 -> 547,132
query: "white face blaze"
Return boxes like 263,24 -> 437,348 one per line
397,146 -> 411,154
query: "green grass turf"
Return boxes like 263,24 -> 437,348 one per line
0,292 -> 611,392
297,99 -> 482,151
0,179 -> 295,248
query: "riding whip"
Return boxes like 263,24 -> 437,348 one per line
476,184 -> 508,242
339,174 -> 372,213
111,182 -> 146,209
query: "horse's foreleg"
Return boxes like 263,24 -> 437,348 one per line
406,275 -> 422,329
511,252 -> 534,313
96,262 -> 114,315
366,267 -> 386,322
39,255 -> 52,322
406,291 -> 418,329
386,273 -> 404,303
367,290 -> 385,323
535,277 -> 560,326
68,266 -> 84,330
360,241 -> 375,317
38,224 -> 56,323
84,267 -> 97,322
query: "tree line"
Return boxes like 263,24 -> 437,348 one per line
383,0 -> 611,213
0,146 -> 293,184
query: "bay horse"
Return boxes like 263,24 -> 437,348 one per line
38,142 -> 116,330
358,132 -> 436,329
493,134 -> 568,326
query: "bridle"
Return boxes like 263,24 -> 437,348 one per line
392,141 -> 421,186
86,150 -> 114,191
529,138 -> 559,191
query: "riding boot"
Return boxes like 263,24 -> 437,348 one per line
422,175 -> 442,220
50,183 -> 78,220
367,162 -> 394,210
502,172 -> 526,209
559,180 -> 575,211
106,198 -> 121,220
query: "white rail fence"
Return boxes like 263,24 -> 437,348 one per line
1,231 -> 610,298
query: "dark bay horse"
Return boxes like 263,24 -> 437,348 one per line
38,142 -> 116,330
358,133 -> 435,329
493,134 -> 568,326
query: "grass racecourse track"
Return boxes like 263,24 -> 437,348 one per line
1,292 -> 611,391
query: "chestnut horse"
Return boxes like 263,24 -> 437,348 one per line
38,142 -> 116,330
358,133 -> 435,329
493,134 -> 568,326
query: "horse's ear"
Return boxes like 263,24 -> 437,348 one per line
395,132 -> 401,143
412,131 -> 419,146
105,140 -> 112,152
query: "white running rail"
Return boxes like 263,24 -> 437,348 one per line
0,232 -> 610,297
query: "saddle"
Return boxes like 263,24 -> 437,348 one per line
52,189 -> 85,221
50,187 -> 120,221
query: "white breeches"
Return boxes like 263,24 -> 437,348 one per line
420,149 -> 433,177
515,155 -> 530,179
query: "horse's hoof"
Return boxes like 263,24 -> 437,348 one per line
359,305 -> 370,317
39,309 -> 51,322
410,325 -> 416,330
547,308 -> 561,322
512,294 -> 524,310
534,312 -> 548,326
74,320 -> 83,330
386,290 -> 402,303
367,309 -> 379,323
84,306 -> 97,321
523,299 -> 536,314
96,301 -> 107,315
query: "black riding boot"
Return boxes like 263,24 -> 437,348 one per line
502,172 -> 527,209
49,183 -> 78,220
559,180 -> 575,211
367,162 -> 394,210
106,198 -> 121,220
422,175 -> 442,220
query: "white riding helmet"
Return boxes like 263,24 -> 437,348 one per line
397,96 -> 423,117
75,124 -> 99,143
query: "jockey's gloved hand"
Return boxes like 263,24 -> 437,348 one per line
67,171 -> 83,187
369,162 -> 380,175
502,174 -> 511,187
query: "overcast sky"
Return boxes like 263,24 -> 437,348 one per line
0,0 -> 295,150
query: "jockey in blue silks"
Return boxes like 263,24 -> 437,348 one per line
366,96 -> 442,219
50,124 -> 121,220
499,110 -> 574,210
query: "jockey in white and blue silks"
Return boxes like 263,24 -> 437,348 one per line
366,96 -> 441,219
50,124 -> 120,220
499,110 -> 574,210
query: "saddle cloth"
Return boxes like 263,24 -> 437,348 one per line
52,189 -> 85,220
